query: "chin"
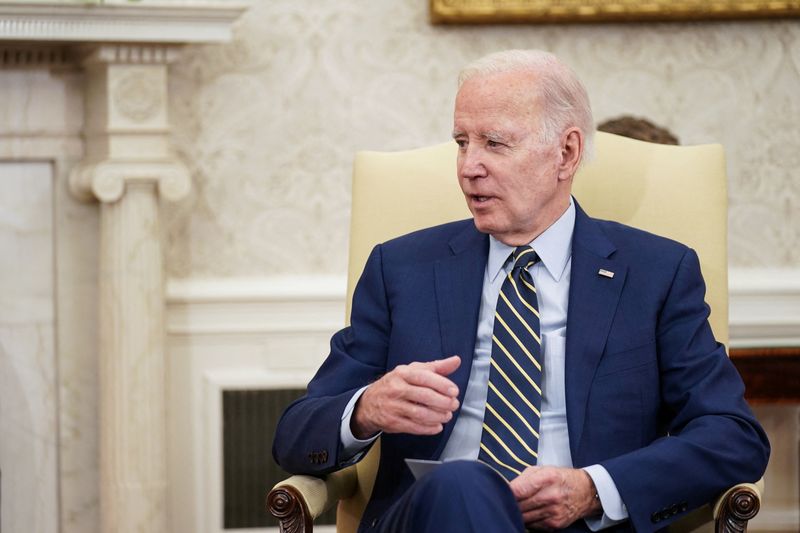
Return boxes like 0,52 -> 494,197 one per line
472,217 -> 499,236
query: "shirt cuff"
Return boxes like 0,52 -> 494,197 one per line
340,385 -> 381,460
582,464 -> 629,531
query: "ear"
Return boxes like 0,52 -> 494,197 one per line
557,128 -> 583,182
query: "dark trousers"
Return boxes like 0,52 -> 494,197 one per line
375,460 -> 526,533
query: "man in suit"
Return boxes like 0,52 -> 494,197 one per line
273,50 -> 769,532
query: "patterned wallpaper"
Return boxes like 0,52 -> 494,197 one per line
165,0 -> 800,277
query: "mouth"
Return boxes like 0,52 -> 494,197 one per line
469,194 -> 495,205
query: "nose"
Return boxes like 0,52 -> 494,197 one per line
458,144 -> 487,180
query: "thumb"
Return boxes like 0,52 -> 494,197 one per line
430,355 -> 461,376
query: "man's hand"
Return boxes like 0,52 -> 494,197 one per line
510,465 -> 602,530
351,355 -> 461,439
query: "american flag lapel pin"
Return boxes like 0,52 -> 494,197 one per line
598,269 -> 615,278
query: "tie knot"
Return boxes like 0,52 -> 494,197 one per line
512,246 -> 539,272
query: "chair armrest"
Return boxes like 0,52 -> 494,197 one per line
267,467 -> 359,533
266,470 -> 762,533
713,480 -> 763,533
666,479 -> 763,533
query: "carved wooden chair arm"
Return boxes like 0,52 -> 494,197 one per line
267,466 -> 359,533
670,479 -> 763,533
712,481 -> 762,533
267,470 -> 762,533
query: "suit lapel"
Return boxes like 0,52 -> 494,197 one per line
432,222 -> 488,456
565,202 -> 627,463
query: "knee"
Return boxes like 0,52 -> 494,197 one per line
404,461 -> 521,531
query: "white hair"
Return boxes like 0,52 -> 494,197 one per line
458,49 -> 595,162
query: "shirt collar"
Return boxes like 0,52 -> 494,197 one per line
487,197 -> 575,283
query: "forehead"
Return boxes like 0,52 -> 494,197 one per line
453,70 -> 541,133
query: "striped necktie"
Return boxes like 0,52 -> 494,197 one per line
478,245 -> 543,480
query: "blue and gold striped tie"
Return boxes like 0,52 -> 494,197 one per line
478,245 -> 543,480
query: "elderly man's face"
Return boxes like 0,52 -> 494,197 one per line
453,70 -> 571,246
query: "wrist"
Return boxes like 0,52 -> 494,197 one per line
582,470 -> 603,517
351,390 -> 379,439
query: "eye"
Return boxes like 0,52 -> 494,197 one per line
487,140 -> 504,148
455,139 -> 467,149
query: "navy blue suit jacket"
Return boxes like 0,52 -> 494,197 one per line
273,202 -> 769,532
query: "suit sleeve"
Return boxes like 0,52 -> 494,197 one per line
272,244 -> 391,475
601,248 -> 770,532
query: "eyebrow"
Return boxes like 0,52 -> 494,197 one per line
483,130 -> 511,143
451,130 -> 514,143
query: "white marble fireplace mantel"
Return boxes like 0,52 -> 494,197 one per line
0,3 -> 246,533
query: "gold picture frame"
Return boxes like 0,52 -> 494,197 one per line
430,0 -> 800,24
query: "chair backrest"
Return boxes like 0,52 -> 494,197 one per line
338,131 -> 728,531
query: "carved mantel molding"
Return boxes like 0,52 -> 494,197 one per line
0,1 -> 245,44
67,42 -> 192,206
0,1 -> 245,68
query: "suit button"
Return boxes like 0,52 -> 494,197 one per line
370,518 -> 378,527
651,512 -> 661,523
681,503 -> 689,512
322,451 -> 328,462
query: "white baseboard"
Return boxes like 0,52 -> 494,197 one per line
166,268 -> 800,348
166,276 -> 347,335
728,268 -> 800,348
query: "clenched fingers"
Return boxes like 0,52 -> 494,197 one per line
351,356 -> 461,437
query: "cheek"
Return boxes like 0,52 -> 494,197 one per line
522,169 -> 555,195
505,197 -> 529,220
457,176 -> 470,196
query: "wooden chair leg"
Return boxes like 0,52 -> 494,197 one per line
267,485 -> 313,533
716,484 -> 760,533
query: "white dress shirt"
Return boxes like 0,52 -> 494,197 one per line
341,199 -> 627,529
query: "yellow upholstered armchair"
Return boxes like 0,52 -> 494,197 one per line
267,132 -> 763,533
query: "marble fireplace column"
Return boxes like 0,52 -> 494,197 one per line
69,44 -> 190,533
